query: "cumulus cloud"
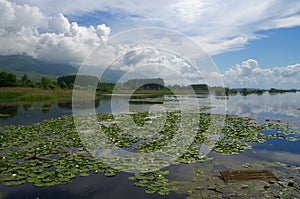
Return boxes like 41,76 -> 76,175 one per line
0,0 -> 299,88
223,59 -> 300,88
0,0 -> 110,64
36,22 -> 110,63
9,0 -> 300,55
0,0 -> 44,31
1,0 -> 300,61
48,13 -> 71,34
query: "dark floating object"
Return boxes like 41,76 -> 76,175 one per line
24,149 -> 51,161
220,170 -> 277,182
207,187 -> 223,193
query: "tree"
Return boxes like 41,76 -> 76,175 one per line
124,78 -> 165,90
0,71 -> 17,87
21,74 -> 31,87
22,74 -> 29,82
190,84 -> 209,91
57,75 -> 98,89
41,77 -> 52,89
57,75 -> 76,88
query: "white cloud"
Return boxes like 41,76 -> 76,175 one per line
0,0 -> 45,31
36,22 -> 110,63
48,13 -> 71,34
10,0 -> 300,55
225,92 -> 300,119
223,59 -> 300,88
0,0 -> 110,64
173,0 -> 209,23
0,0 -> 299,88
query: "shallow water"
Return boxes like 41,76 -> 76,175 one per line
1,172 -> 185,199
0,92 -> 299,198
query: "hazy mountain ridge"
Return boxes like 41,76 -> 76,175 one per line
0,55 -> 125,82
0,55 -> 77,80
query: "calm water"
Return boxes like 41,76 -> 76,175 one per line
2,93 -> 299,127
0,92 -> 299,198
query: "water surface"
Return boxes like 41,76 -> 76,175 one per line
1,92 -> 299,198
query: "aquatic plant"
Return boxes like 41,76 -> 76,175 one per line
0,110 -> 298,196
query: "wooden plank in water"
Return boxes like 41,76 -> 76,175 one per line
220,170 -> 277,182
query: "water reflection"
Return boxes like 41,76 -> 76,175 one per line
58,102 -> 72,110
225,93 -> 300,127
0,101 -> 76,125
22,104 -> 32,111
1,92 -> 299,127
42,104 -> 52,114
0,93 -> 299,198
0,172 -> 184,199
0,105 -> 19,119
129,95 -> 165,105
0,96 -> 114,125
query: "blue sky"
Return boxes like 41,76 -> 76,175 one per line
213,27 -> 300,72
68,10 -> 300,73
1,0 -> 300,88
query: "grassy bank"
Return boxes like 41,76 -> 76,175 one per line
0,87 -> 73,103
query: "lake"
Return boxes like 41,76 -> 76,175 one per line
0,92 -> 299,198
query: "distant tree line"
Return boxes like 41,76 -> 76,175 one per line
0,71 -> 115,93
0,71 -> 298,95
122,79 -> 210,92
0,71 -> 55,89
214,87 -> 299,96
123,78 -> 167,90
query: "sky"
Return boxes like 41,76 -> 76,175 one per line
0,0 -> 300,88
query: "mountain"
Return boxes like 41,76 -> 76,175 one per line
0,54 -> 125,83
101,68 -> 125,83
0,54 -> 77,81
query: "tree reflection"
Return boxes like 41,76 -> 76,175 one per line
58,102 -> 72,110
23,104 -> 32,111
57,100 -> 100,110
0,105 -> 19,119
42,104 -> 52,114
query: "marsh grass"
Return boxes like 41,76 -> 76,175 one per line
0,92 -> 55,102
0,87 -> 95,103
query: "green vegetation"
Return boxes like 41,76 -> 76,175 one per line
0,72 -> 117,103
0,91 -> 55,102
0,70 -> 299,104
96,82 -> 116,94
58,75 -> 96,89
190,84 -> 209,93
211,87 -> 299,96
268,87 -> 298,94
41,76 -> 55,90
0,88 -> 72,103
238,88 -> 267,96
0,71 -> 17,87
128,170 -> 174,195
0,110 -> 298,194
124,78 -> 166,90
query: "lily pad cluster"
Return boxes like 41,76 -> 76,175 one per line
213,114 -> 298,155
0,109 -> 298,196
0,115 -> 117,187
128,170 -> 176,195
